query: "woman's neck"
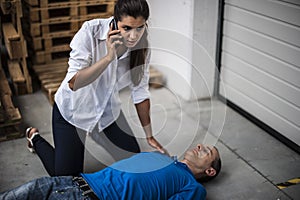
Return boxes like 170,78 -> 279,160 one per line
116,45 -> 128,58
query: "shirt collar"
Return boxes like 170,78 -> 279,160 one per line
94,16 -> 114,40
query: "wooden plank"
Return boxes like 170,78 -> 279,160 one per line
31,62 -> 67,104
28,33 -> 73,51
7,61 -> 27,95
79,1 -> 114,18
41,6 -> 79,23
33,62 -> 69,74
2,22 -> 20,41
2,23 -> 24,59
44,34 -> 73,51
38,70 -> 67,79
26,21 -> 78,37
0,102 -> 5,123
0,125 -> 23,142
41,21 -> 79,37
0,0 -> 22,15
7,60 -> 25,83
42,82 -> 61,105
0,67 -> 12,96
1,95 -> 21,122
34,50 -> 70,64
23,0 -> 39,6
31,37 -> 43,50
40,0 -> 78,8
0,0 -> 14,14
41,77 -> 65,85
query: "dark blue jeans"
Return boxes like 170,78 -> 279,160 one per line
0,176 -> 85,200
33,103 -> 140,176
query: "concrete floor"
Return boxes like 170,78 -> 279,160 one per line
0,87 -> 299,200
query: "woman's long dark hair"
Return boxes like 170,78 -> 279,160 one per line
114,0 -> 150,86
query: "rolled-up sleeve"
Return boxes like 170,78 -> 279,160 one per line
66,21 -> 93,81
131,50 -> 151,104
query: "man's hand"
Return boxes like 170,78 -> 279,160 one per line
147,136 -> 169,156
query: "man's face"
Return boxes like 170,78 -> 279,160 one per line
183,144 -> 219,172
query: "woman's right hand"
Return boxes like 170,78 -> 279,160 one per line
106,27 -> 123,61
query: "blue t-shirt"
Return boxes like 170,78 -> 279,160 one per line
81,152 -> 206,200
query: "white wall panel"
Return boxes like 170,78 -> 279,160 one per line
220,0 -> 300,145
223,21 -> 300,67
226,0 -> 300,26
221,67 -> 300,126
222,37 -> 300,87
222,52 -> 300,107
224,5 -> 300,47
219,82 -> 300,145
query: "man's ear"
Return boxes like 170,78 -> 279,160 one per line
205,167 -> 216,177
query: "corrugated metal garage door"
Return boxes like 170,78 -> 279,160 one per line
219,0 -> 300,146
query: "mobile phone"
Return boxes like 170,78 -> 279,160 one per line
110,18 -> 121,47
112,18 -> 118,30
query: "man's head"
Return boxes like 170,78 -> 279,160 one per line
182,144 -> 221,183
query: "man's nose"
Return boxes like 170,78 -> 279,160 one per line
197,144 -> 202,150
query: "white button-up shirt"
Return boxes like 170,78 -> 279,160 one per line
55,17 -> 151,133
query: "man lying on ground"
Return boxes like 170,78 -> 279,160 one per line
0,143 -> 221,200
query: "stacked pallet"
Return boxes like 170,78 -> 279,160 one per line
0,62 -> 22,141
22,0 -> 116,104
0,0 -> 32,94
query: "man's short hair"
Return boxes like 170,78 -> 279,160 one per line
197,147 -> 222,183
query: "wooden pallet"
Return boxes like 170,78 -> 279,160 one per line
29,33 -> 73,51
33,62 -> 68,104
24,0 -> 77,7
2,22 -> 27,59
34,49 -> 70,64
23,3 -> 79,23
0,0 -> 32,94
24,0 -> 116,8
0,66 -> 23,141
79,1 -> 114,19
26,20 -> 80,37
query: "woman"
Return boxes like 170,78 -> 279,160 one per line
26,0 -> 166,176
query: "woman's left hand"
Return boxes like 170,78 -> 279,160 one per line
147,136 -> 169,155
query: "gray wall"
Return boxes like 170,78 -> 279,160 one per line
148,0 -> 219,100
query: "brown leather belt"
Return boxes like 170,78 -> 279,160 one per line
72,176 -> 99,200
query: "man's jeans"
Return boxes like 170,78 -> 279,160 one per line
0,176 -> 86,200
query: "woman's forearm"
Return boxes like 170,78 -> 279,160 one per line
135,99 -> 152,138
69,56 -> 112,91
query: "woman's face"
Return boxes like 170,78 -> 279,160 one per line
118,16 -> 146,48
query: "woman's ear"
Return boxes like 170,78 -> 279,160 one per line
205,167 -> 216,177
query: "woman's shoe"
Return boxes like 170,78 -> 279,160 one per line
26,127 -> 39,153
